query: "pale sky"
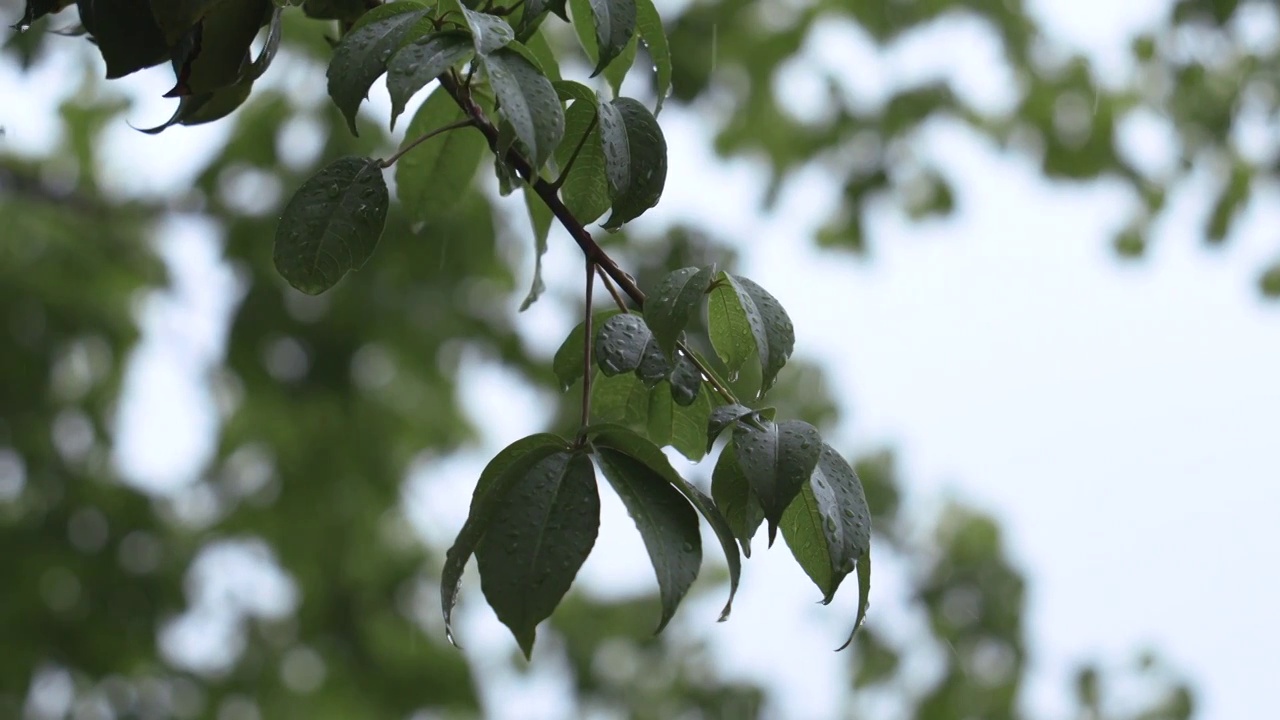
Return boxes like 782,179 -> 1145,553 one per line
3,0 -> 1276,718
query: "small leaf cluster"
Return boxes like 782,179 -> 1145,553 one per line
444,267 -> 872,657
15,0 -> 287,131
14,0 -> 872,660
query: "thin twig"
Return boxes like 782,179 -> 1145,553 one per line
379,118 -> 475,168
580,258 -> 597,439
434,74 -> 741,405
595,265 -> 628,312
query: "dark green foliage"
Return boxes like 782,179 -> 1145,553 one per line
599,97 -> 667,228
76,0 -> 169,78
273,156 -> 389,294
326,3 -> 431,135
386,31 -> 473,128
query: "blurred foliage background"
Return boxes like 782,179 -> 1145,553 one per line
5,0 -> 1271,716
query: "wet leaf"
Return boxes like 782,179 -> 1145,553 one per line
598,98 -> 666,228
780,444 -> 871,603
273,156 -> 389,294
733,419 -> 821,543
386,31 -> 473,129
643,265 -> 715,360
634,0 -> 670,112
395,87 -> 486,223
519,185 -> 554,310
482,47 -> 566,170
552,310 -> 624,390
711,439 -> 765,557
327,3 -> 431,135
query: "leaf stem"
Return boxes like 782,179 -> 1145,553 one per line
579,258 -> 597,441
378,118 -> 475,168
551,114 -> 598,190
435,74 -> 740,405
594,265 -> 629,311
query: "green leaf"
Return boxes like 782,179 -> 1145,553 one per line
454,1 -> 516,55
395,87 -> 487,224
667,353 -> 702,406
482,47 -> 566,171
712,440 -> 765,557
326,3 -> 431,135
273,156 -> 389,295
387,31 -> 474,130
441,434 -> 570,645
634,0 -> 670,113
551,310 -> 623,390
646,380 -> 712,461
707,276 -> 758,377
302,0 -> 366,21
593,312 -> 650,376
475,451 -> 599,658
518,185 -> 554,311
591,370 -> 650,427
150,0 -> 224,45
644,265 -> 715,360
520,26 -> 562,81
591,422 -> 742,620
598,97 -> 667,228
76,0 -> 169,79
733,419 -> 821,543
581,0 -> 635,75
837,548 -> 872,651
779,444 -> 870,603
733,275 -> 795,394
554,85 -> 611,223
166,0 -> 269,97
601,33 -> 637,98
705,403 -> 755,453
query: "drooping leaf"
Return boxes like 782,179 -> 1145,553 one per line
150,0 -> 223,44
634,331 -> 672,386
837,549 -> 872,651
165,0 -> 269,97
705,403 -> 755,453
554,83 -> 611,223
519,185 -> 554,310
780,444 -> 870,603
446,0 -> 516,55
441,434 -> 570,645
76,0 -> 169,78
707,272 -> 767,379
386,31 -> 473,129
551,309 -> 624,390
592,424 -> 739,620
734,275 -> 795,394
667,353 -> 702,406
475,451 -> 599,658
593,312 -> 649,376
591,369 -> 650,428
712,439 -> 765,557
11,0 -> 72,30
595,0 -> 637,76
733,418 -> 821,543
598,97 -> 666,228
273,156 -> 389,295
137,7 -> 283,133
482,47 -> 565,170
645,379 -> 712,461
327,3 -> 431,135
601,32 -> 637,98
634,0 -> 670,112
644,265 -> 715,360
395,87 -> 487,223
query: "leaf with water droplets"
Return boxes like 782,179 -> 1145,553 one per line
734,275 -> 795,394
598,97 -> 666,228
705,403 -> 755,453
386,31 -> 473,130
552,310 -> 624,390
554,83 -> 611,223
441,433 -> 570,647
273,156 -> 389,295
590,425 -> 742,625
566,0 -> 636,77
667,353 -> 702,407
780,443 -> 871,604
593,312 -> 650,376
837,548 -> 872,651
453,0 -> 516,55
482,47 -> 566,171
634,0 -> 670,113
712,438 -> 765,557
519,185 -> 554,311
395,88 -> 486,223
644,265 -> 715,361
646,378 -> 712,461
327,3 -> 431,135
475,450 -> 599,659
733,418 -> 821,543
